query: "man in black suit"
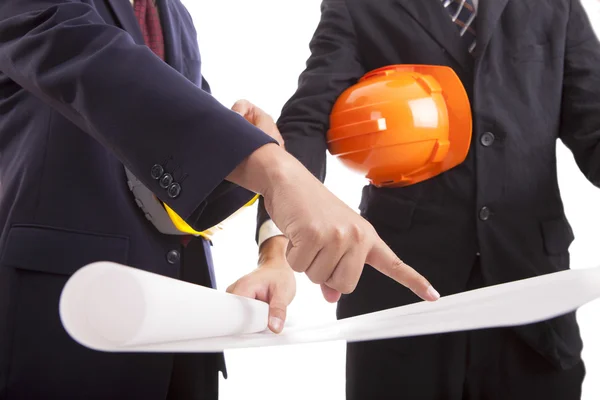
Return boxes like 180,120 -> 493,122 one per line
253,0 -> 600,398
0,0 -> 438,399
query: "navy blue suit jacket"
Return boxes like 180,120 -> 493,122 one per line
0,0 -> 274,398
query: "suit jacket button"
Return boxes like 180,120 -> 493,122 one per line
480,132 -> 495,147
159,173 -> 173,189
166,250 -> 180,264
479,206 -> 491,221
167,183 -> 181,198
151,164 -> 164,179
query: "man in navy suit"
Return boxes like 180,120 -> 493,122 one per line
254,0 -> 600,398
0,0 -> 440,399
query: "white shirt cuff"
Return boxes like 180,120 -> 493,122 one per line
257,219 -> 285,248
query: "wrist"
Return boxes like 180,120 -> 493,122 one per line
227,143 -> 300,195
258,235 -> 289,265
256,146 -> 300,200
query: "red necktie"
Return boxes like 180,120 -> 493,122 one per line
134,0 -> 165,60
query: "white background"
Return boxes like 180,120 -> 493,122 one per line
183,1 -> 600,398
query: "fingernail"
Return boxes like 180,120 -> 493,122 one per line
427,285 -> 440,301
269,317 -> 283,333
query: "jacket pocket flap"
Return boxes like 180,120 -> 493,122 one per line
0,225 -> 129,276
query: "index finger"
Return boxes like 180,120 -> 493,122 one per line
366,239 -> 440,302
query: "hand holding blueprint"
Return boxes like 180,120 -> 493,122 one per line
59,261 -> 600,353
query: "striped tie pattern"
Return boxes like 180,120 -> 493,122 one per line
441,0 -> 477,53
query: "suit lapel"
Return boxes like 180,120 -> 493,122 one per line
395,0 -> 472,71
105,0 -> 145,45
473,0 -> 510,58
156,0 -> 183,73
105,0 -> 182,71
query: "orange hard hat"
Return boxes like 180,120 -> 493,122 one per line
327,64 -> 472,187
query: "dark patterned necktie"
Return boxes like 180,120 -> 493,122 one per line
441,0 -> 477,54
134,0 -> 165,60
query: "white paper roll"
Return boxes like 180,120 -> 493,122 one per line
59,262 -> 268,350
59,261 -> 600,353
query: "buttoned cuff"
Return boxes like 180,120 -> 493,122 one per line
257,219 -> 284,248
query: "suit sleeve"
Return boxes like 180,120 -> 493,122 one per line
256,0 -> 366,239
0,0 -> 275,226
190,70 -> 257,230
191,181 -> 257,232
559,0 -> 600,187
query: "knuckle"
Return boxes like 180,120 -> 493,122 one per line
391,256 -> 407,272
333,227 -> 346,243
327,276 -> 355,295
339,280 -> 357,294
231,282 -> 250,296
389,257 -> 413,283
238,278 -> 253,289
307,223 -> 324,242
350,223 -> 364,241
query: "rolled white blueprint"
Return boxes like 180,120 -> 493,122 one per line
59,262 -> 268,350
59,261 -> 600,353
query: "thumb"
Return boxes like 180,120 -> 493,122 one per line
320,284 -> 342,303
267,288 -> 294,334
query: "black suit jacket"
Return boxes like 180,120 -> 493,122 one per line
0,0 -> 274,398
258,0 -> 600,370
